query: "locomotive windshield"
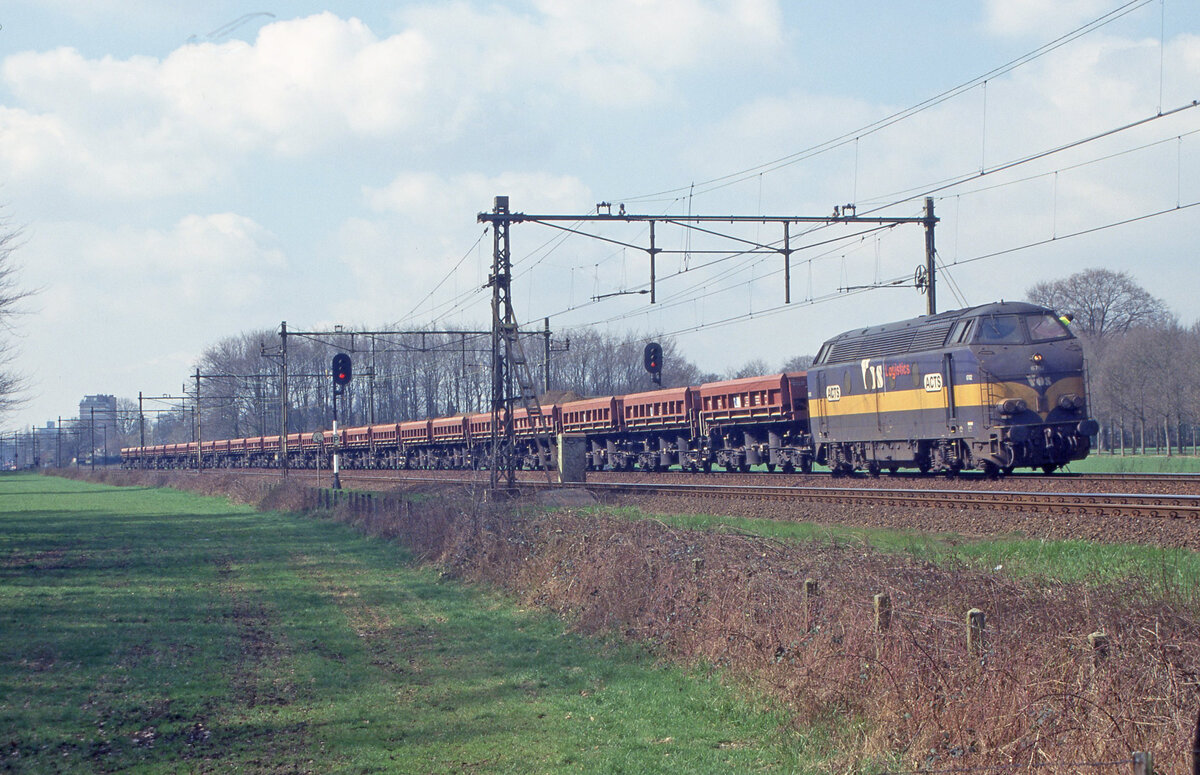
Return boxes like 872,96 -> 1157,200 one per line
974,315 -> 1023,344
974,313 -> 1071,344
1026,313 -> 1071,342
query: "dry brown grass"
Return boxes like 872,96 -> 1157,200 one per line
56,470 -> 1200,770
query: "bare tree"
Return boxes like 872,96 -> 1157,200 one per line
550,328 -> 704,396
0,218 -> 33,417
1026,268 -> 1172,356
781,354 -> 815,373
728,358 -> 771,380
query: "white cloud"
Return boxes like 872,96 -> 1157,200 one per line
339,170 -> 594,324
983,0 -> 1121,37
37,213 -> 285,319
1,3 -> 784,202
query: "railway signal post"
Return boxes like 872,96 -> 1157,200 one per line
331,353 -> 352,490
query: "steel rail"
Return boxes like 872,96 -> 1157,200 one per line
578,481 -> 1200,519
303,469 -> 1200,520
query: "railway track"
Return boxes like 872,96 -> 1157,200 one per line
234,467 -> 1200,520
581,481 -> 1200,519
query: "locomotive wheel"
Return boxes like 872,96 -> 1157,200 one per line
701,460 -> 712,473
1041,464 -> 1058,475
982,461 -> 1000,480
800,459 -> 813,474
867,463 -> 881,478
766,463 -> 776,473
738,463 -> 751,473
781,462 -> 794,474
1002,466 -> 1014,475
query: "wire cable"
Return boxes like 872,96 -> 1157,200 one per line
613,0 -> 1154,205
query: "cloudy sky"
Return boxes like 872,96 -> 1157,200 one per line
1,0 -> 1197,430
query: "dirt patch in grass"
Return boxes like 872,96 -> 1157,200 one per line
214,558 -> 298,712
290,554 -> 419,677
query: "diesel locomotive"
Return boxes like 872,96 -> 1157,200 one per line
808,301 -> 1097,476
122,301 -> 1097,477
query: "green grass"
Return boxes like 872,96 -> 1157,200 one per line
1063,452 -> 1200,474
581,504 -> 1200,597
0,473 -> 829,773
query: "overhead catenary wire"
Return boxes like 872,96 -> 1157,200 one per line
612,0 -> 1155,205
531,198 -> 1198,352
390,0 -> 1193,362
498,99 -> 1194,337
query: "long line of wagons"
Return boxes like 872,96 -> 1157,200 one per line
123,301 -> 1099,477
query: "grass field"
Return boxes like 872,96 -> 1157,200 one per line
0,473 -> 826,773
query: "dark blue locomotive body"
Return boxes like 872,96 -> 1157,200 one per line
807,302 -> 1097,476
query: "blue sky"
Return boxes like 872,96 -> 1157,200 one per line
1,0 -> 1197,429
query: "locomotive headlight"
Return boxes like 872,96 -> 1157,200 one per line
1031,352 -> 1044,364
1057,393 -> 1084,411
997,398 -> 1028,415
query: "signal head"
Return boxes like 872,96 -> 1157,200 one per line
332,352 -> 352,385
643,342 -> 663,378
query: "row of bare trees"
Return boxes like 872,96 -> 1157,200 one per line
135,326 -> 720,445
0,216 -> 31,420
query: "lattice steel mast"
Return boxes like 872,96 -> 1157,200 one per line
479,196 -> 555,490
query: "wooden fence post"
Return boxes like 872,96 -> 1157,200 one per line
1192,699 -> 1199,775
873,593 -> 891,632
1131,750 -> 1152,775
966,608 -> 986,656
1088,631 -> 1108,663
803,578 -> 818,631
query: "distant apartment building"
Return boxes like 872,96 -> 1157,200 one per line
79,394 -> 117,431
